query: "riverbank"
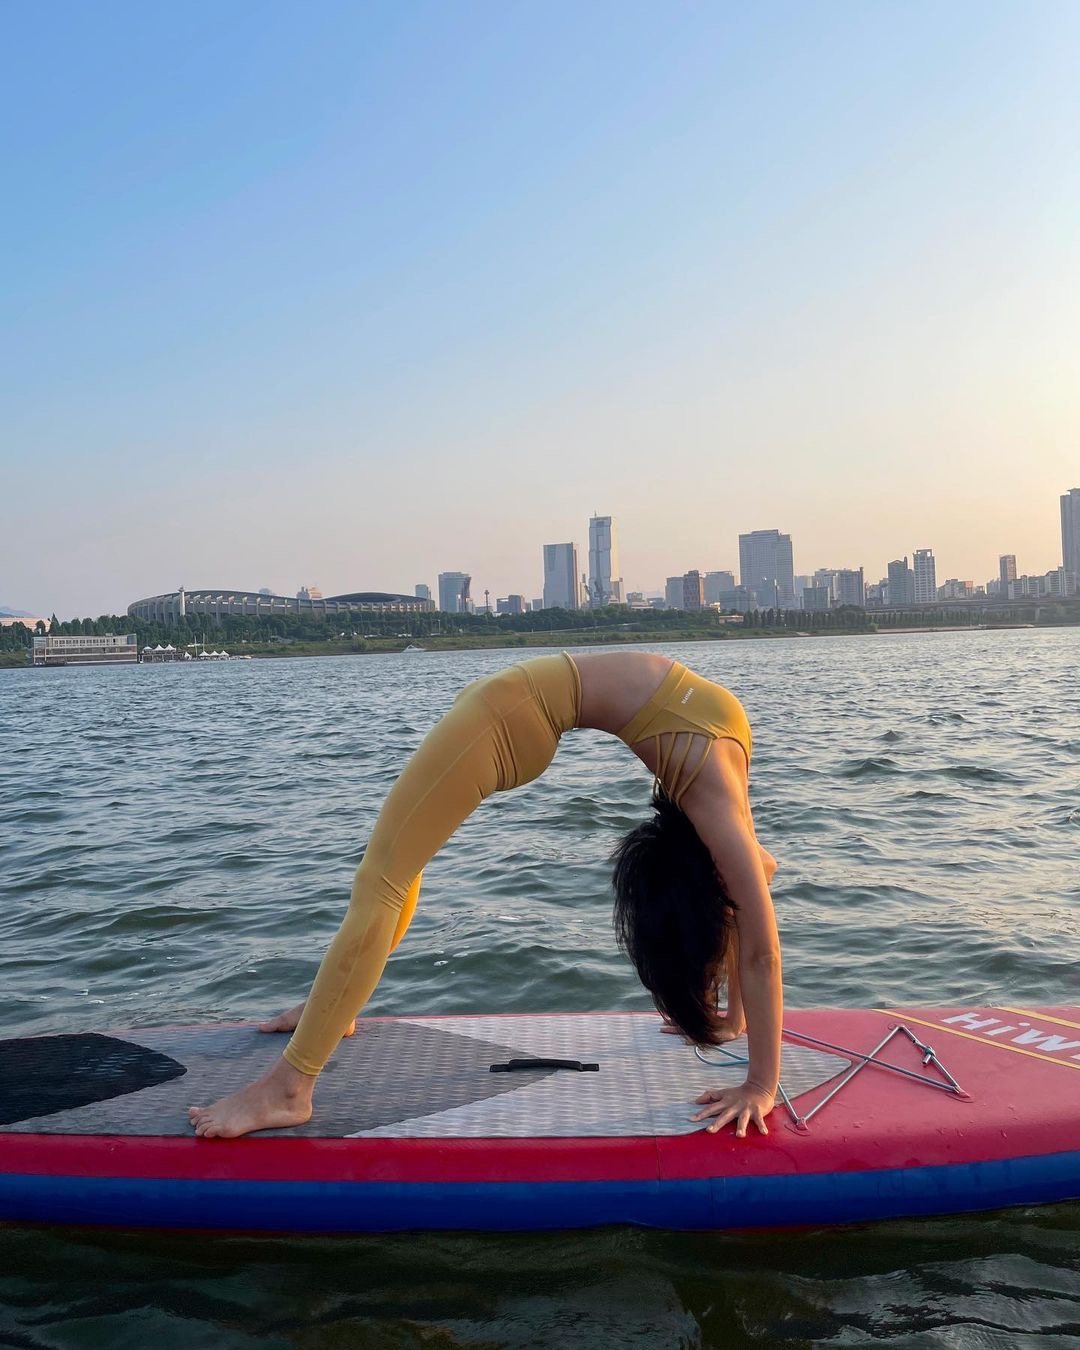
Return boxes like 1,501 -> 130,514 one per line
3,617 -> 1075,668
151,617 -> 1080,660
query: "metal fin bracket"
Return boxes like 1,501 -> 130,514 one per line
695,1022 -> 969,1133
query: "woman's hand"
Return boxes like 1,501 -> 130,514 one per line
711,1012 -> 747,1042
690,1081 -> 775,1137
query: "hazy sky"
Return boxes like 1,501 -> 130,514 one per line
3,1 -> 1078,616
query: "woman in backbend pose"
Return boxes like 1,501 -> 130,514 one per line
189,651 -> 782,1140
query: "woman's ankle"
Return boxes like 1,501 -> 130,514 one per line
269,1056 -> 316,1101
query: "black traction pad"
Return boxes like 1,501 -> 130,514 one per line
0,1033 -> 186,1125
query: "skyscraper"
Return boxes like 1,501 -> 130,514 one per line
887,558 -> 915,606
738,530 -> 795,608
437,571 -> 472,614
998,555 -> 1017,593
801,586 -> 830,612
813,568 -> 838,604
587,515 -> 623,607
542,543 -> 581,610
415,583 -> 432,602
682,570 -> 704,611
913,549 -> 937,604
703,570 -> 736,604
1061,489 -> 1080,578
664,576 -> 684,610
834,568 -> 865,608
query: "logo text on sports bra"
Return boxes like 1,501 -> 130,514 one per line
680,689 -> 694,704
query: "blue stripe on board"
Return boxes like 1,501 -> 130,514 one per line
2,1152 -> 1078,1232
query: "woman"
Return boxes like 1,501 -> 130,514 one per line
188,650 -> 782,1140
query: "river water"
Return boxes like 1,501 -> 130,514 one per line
1,630 -> 1078,1347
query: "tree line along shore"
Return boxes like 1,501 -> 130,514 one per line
3,599 -> 1078,668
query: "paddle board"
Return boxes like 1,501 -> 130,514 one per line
1,1006 -> 1077,1232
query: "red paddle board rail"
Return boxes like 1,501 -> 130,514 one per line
1,1006 -> 1078,1233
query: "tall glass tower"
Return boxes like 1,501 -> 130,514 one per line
913,549 -> 937,603
738,530 -> 795,609
437,571 -> 472,614
542,543 -> 581,610
887,558 -> 915,605
1061,489 -> 1080,579
587,516 -> 623,607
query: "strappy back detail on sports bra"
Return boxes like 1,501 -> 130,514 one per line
615,662 -> 752,805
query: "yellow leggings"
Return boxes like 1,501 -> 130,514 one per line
283,653 -> 582,1075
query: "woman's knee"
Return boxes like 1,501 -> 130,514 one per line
351,853 -> 410,916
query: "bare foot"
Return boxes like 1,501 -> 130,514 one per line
188,1057 -> 315,1139
258,1000 -> 356,1037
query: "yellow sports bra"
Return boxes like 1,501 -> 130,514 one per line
615,661 -> 752,804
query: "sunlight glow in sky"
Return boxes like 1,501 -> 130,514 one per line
2,1 -> 1078,615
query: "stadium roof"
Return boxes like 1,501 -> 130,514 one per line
325,592 -> 417,604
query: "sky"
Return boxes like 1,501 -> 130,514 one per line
2,0 -> 1078,617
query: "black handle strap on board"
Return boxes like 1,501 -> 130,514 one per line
489,1057 -> 599,1073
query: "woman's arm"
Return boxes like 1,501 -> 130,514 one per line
722,839 -> 776,1035
681,751 -> 783,1136
723,928 -> 745,1031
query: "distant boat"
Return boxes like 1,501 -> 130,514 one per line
402,644 -> 425,653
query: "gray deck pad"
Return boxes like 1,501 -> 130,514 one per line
0,1014 -> 849,1139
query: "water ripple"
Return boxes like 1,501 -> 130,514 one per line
1,629 -> 1078,1344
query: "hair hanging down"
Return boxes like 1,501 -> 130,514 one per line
611,786 -> 736,1046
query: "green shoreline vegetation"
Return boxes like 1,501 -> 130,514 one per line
3,598 -> 1078,668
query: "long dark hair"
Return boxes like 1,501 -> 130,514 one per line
611,787 -> 735,1045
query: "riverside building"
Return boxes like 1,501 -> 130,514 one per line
32,633 -> 138,666
1008,568 -> 1077,599
542,543 -> 582,610
436,573 -> 472,614
913,549 -> 937,604
682,570 -> 705,611
888,558 -> 915,606
938,579 -> 975,600
1062,489 -> 1080,579
739,529 -> 795,609
587,516 -> 623,607
834,568 -> 865,608
703,571 -> 736,604
801,586 -> 830,613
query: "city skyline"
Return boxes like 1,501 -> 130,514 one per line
9,485 -> 1076,621
4,5 -> 1080,616
7,484 -> 1073,617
